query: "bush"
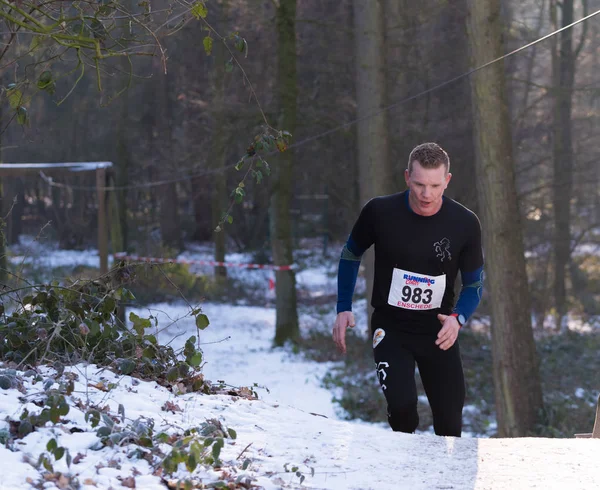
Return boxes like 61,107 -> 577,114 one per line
0,274 -> 209,390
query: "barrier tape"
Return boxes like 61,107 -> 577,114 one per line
113,253 -> 295,271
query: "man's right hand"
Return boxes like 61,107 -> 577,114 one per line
333,311 -> 356,354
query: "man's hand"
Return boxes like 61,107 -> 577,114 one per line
435,313 -> 460,350
333,311 -> 356,354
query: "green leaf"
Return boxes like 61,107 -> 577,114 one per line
188,352 -> 203,367
129,312 -> 152,336
29,36 -> 42,52
41,455 -> 53,472
37,71 -> 55,95
166,366 -> 179,382
227,428 -> 237,439
118,358 -> 136,375
101,414 -> 115,429
96,426 -> 111,438
155,432 -> 169,443
225,59 -> 234,73
234,187 -> 245,204
235,157 -> 245,171
227,215 -> 233,224
8,89 -> 23,109
191,2 -> 208,19
58,399 -> 70,416
203,36 -> 213,55
16,106 -> 28,126
234,35 -> 246,53
86,410 -> 101,428
212,441 -> 222,461
186,453 -> 198,472
242,458 -> 251,470
50,406 -> 60,424
46,438 -> 58,452
195,314 -> 210,330
54,447 -> 65,461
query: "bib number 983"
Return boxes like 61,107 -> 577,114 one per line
401,286 -> 433,305
387,268 -> 446,310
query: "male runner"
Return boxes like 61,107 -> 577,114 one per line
332,142 -> 484,437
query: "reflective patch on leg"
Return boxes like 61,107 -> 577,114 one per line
377,361 -> 389,391
373,328 -> 385,348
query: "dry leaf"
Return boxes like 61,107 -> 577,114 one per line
161,401 -> 182,413
119,476 -> 136,488
88,382 -> 109,392
73,453 -> 86,464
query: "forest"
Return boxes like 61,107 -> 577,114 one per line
0,0 -> 599,464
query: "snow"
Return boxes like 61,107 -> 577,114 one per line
3,238 -> 600,489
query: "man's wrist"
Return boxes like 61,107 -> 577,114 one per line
451,312 -> 465,327
336,302 -> 352,314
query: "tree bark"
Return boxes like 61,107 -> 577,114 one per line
354,0 -> 393,329
272,0 -> 300,346
3,177 -> 24,245
210,6 -> 228,279
154,55 -> 183,252
114,91 -> 130,253
551,0 -> 576,327
466,0 -> 544,437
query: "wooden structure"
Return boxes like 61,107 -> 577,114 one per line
575,394 -> 600,439
0,162 -> 113,274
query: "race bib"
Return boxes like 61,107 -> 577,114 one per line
387,268 -> 446,310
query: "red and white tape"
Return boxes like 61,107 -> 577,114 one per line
113,253 -> 295,271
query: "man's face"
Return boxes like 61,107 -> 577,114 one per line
404,161 -> 451,216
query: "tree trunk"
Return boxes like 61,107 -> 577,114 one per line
210,8 -> 228,279
466,0 -> 544,437
154,55 -> 183,252
4,177 -> 24,245
551,0 -> 576,328
0,176 -> 5,285
114,92 -> 130,253
354,0 -> 392,330
192,175 -> 212,242
272,0 -> 299,346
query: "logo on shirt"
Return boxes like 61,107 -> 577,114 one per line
434,237 -> 451,262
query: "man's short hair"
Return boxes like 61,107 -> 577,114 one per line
408,142 -> 450,174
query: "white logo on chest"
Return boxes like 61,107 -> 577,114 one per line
434,237 -> 451,262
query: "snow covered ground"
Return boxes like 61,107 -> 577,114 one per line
3,236 -> 600,489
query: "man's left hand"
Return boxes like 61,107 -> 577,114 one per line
435,314 -> 460,350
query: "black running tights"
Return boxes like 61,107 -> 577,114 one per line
372,325 -> 465,437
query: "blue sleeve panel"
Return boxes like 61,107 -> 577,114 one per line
336,236 -> 367,313
452,265 -> 484,322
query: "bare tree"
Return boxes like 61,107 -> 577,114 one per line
272,0 -> 300,345
466,0 -> 544,436
550,0 -> 584,326
353,0 -> 393,328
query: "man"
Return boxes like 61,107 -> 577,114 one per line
332,142 -> 484,437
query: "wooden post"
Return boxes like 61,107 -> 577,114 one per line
574,394 -> 600,438
96,167 -> 108,274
